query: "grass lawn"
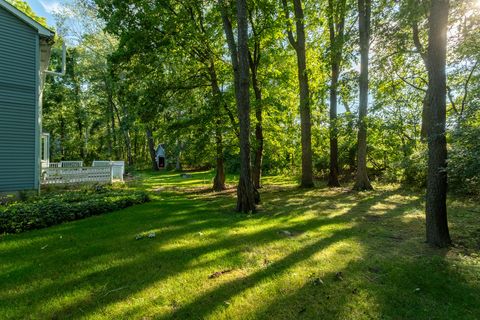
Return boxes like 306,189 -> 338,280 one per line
1,171 -> 479,319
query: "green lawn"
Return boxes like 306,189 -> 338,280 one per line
1,171 -> 479,319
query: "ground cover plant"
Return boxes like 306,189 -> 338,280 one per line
0,188 -> 149,234
0,171 -> 478,319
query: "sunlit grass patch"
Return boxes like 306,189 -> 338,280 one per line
0,171 -> 479,319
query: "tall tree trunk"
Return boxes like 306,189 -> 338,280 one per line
213,121 -> 226,191
71,50 -> 86,160
353,0 -> 373,191
327,0 -> 346,187
209,60 -> 227,191
175,140 -> 182,171
425,0 -> 451,248
107,117 -> 113,157
60,116 -> 66,160
146,127 -> 158,171
112,102 -> 133,166
328,60 -> 341,187
282,0 -> 314,188
220,0 -> 259,212
249,48 -> 264,189
106,78 -> 118,159
236,0 -> 258,211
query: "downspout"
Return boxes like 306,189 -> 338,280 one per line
38,42 -> 66,194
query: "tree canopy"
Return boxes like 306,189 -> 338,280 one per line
28,0 -> 480,244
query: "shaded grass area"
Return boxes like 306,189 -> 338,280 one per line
0,171 -> 479,319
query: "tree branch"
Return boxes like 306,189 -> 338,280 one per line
281,0 -> 297,49
394,70 -> 427,93
446,85 -> 459,115
460,60 -> 478,116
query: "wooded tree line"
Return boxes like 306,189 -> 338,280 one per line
30,0 -> 479,247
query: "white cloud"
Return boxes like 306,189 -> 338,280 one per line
39,0 -> 62,14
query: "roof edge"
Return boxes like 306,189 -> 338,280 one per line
0,0 -> 55,38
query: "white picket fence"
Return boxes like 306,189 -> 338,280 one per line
93,161 -> 125,181
41,161 -> 124,185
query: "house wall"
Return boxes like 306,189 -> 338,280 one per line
0,6 -> 39,192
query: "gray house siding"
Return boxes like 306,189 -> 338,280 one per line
0,6 -> 39,192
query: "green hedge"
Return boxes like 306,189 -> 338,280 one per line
0,190 -> 150,234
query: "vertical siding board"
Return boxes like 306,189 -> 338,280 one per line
0,6 -> 38,192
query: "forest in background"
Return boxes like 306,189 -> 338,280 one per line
8,0 -> 479,232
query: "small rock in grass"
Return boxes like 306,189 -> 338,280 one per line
414,287 -> 421,293
135,234 -> 143,240
148,232 -> 156,238
312,278 -> 324,286
278,230 -> 305,237
279,230 -> 292,237
335,272 -> 344,281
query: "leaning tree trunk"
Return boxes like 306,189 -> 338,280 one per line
425,0 -> 451,248
146,127 -> 159,171
353,0 -> 373,191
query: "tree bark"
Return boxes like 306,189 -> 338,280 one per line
112,103 -> 133,166
71,52 -> 85,160
249,46 -> 264,189
425,0 -> 451,248
282,0 -> 314,188
208,60 -> 227,191
327,0 -> 346,188
353,0 -> 373,191
328,60 -> 341,187
146,127 -> 159,171
106,80 -> 118,158
235,0 -> 258,211
213,121 -> 226,191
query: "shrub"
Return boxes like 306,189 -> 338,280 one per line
448,124 -> 480,196
0,190 -> 150,234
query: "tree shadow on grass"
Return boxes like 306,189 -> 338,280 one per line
160,187 -> 479,319
251,255 -> 480,320
1,184 -> 478,319
0,188 -> 357,318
